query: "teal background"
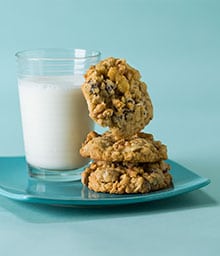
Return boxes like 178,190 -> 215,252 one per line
0,0 -> 219,161
0,1 -> 220,256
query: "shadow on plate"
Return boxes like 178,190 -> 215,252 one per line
0,189 -> 217,224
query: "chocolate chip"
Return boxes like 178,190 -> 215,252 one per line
105,81 -> 116,95
123,109 -> 132,121
89,82 -> 99,94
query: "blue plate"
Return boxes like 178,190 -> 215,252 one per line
0,156 -> 210,206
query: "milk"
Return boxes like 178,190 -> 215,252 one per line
18,75 -> 92,170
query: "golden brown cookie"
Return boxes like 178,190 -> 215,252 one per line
81,160 -> 172,194
82,57 -> 153,138
80,131 -> 168,163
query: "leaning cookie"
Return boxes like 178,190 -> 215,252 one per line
80,131 -> 168,163
81,161 -> 172,194
82,57 -> 153,138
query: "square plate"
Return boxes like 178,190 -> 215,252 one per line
0,157 -> 210,206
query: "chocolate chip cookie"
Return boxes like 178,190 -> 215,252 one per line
82,57 -> 153,138
80,131 -> 167,163
82,160 -> 172,194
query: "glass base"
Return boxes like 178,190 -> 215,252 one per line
28,163 -> 85,182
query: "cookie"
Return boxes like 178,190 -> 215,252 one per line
82,160 -> 172,194
80,131 -> 168,163
82,57 -> 153,138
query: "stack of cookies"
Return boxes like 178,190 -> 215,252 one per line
80,57 -> 172,194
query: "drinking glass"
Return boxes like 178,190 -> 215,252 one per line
16,48 -> 101,181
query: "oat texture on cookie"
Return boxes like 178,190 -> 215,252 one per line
82,161 -> 172,194
82,57 -> 153,138
80,57 -> 172,194
80,131 -> 168,163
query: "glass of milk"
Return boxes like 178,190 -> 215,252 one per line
16,48 -> 101,181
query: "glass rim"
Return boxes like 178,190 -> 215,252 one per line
15,48 -> 101,61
